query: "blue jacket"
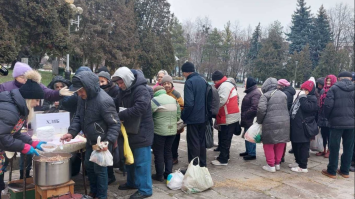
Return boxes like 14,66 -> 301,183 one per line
181,72 -> 206,124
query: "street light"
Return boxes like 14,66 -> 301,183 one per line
293,61 -> 298,88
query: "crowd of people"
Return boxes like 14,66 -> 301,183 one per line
0,61 -> 354,199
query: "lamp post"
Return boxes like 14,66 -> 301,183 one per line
65,1 -> 83,80
293,61 -> 298,88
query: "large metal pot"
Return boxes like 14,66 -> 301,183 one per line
33,152 -> 72,186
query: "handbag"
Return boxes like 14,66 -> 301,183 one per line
205,120 -> 214,148
233,121 -> 242,136
302,116 -> 318,138
177,119 -> 186,134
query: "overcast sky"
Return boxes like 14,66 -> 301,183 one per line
168,0 -> 354,30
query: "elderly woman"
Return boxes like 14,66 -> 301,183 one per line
153,70 -> 168,89
0,70 -> 46,191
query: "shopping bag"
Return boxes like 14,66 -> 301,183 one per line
310,131 -> 324,152
167,169 -> 184,190
205,121 -> 214,148
181,157 -> 214,194
121,124 -> 134,165
89,136 -> 113,167
244,123 -> 262,143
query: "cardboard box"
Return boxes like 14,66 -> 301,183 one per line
31,111 -> 70,134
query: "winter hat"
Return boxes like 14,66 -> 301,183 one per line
338,71 -> 352,78
212,70 -> 224,81
75,66 -> 92,75
277,79 -> 290,87
98,71 -> 111,83
95,66 -> 109,74
300,80 -> 314,92
246,77 -> 257,89
153,86 -> 164,93
181,62 -> 195,72
161,75 -> 173,86
13,62 -> 32,78
352,72 -> 355,81
19,70 -> 44,99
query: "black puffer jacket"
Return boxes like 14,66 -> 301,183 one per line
290,91 -> 318,143
115,69 -> 154,149
68,71 -> 120,145
241,85 -> 261,129
42,76 -> 71,111
103,83 -> 119,98
0,89 -> 34,152
281,86 -> 296,111
324,79 -> 355,129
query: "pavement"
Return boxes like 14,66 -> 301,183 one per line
2,83 -> 354,199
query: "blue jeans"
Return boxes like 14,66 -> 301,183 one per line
327,129 -> 355,175
244,128 -> 256,156
85,144 -> 108,199
126,146 -> 152,196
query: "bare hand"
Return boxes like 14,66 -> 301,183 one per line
54,101 -> 59,107
60,134 -> 73,143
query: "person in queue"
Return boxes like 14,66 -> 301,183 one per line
0,70 -> 46,193
153,70 -> 168,89
42,75 -> 72,111
60,71 -> 120,199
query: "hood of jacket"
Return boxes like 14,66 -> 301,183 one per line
261,78 -> 278,93
47,76 -> 72,89
334,79 -> 355,92
74,71 -> 100,100
0,89 -> 28,117
75,66 -> 92,75
283,85 -> 296,96
112,67 -> 136,90
154,89 -> 166,97
127,69 -> 147,91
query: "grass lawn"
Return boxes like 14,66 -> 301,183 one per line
0,70 -> 62,86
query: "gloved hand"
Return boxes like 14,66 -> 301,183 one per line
26,146 -> 40,156
299,91 -> 306,96
36,141 -> 47,151
59,86 -> 74,96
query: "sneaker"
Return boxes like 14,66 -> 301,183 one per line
151,174 -> 164,182
288,163 -> 297,168
262,165 -> 276,173
239,152 -> 248,157
291,167 -> 308,173
275,164 -> 281,171
243,155 -> 256,161
214,156 -> 230,161
211,160 -> 228,166
108,176 -> 116,185
129,191 -> 152,199
213,147 -> 220,152
118,183 -> 137,190
288,149 -> 294,154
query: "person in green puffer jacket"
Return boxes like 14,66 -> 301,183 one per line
151,86 -> 181,182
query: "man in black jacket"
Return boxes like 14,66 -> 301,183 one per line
112,67 -> 154,199
61,71 -> 120,199
181,62 -> 207,167
321,71 -> 355,179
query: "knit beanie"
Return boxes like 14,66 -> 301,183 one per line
19,70 -> 44,99
338,71 -> 352,78
13,62 -> 32,78
161,75 -> 173,86
246,77 -> 257,89
277,79 -> 290,87
181,62 -> 195,72
95,66 -> 109,74
98,71 -> 111,83
300,80 -> 314,92
212,70 -> 224,81
153,86 -> 164,93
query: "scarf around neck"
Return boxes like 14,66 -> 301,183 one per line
319,75 -> 337,108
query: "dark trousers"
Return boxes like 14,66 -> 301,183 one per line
292,142 -> 310,169
327,128 -> 355,175
186,123 -> 207,167
108,166 -> 114,179
217,130 -> 221,148
153,134 -> 175,178
217,122 -> 237,163
172,133 -> 180,160
321,127 -> 330,149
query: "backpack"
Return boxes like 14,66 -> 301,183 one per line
205,82 -> 220,119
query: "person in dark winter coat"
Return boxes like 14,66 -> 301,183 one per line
112,67 -> 154,199
98,71 -> 119,98
0,70 -> 47,191
315,77 -> 325,101
277,79 -> 296,111
290,80 -> 318,173
181,62 -> 207,167
257,78 -> 290,173
316,75 -> 337,158
60,71 -> 120,199
321,71 -> 355,179
240,77 -> 262,161
41,76 -> 72,111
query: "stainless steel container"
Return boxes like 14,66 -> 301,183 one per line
33,152 -> 72,186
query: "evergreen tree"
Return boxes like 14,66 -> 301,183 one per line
0,15 -> 18,64
170,17 -> 187,76
247,23 -> 261,61
287,44 -> 313,85
203,28 -> 223,79
309,5 -> 332,69
221,21 -> 233,75
287,0 -> 313,54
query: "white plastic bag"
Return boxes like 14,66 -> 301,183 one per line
167,169 -> 184,190
36,126 -> 55,142
181,157 -> 214,194
310,131 -> 324,152
245,123 -> 262,143
89,136 -> 113,166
